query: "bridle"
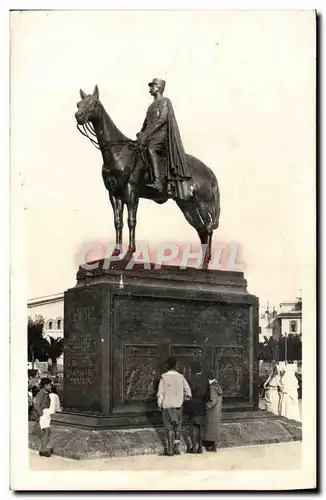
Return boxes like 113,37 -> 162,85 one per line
77,122 -> 102,150
76,101 -> 147,169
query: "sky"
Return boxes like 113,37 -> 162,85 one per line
10,10 -> 316,309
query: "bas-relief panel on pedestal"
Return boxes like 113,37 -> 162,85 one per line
170,345 -> 204,381
113,294 -> 252,406
122,345 -> 160,402
214,346 -> 249,398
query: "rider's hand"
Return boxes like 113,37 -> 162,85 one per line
137,132 -> 147,145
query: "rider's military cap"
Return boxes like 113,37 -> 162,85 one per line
148,78 -> 166,88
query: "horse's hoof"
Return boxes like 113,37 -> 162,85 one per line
125,250 -> 135,261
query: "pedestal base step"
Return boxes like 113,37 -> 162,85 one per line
29,413 -> 302,460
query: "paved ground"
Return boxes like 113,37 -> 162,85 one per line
258,398 -> 302,420
30,441 -> 301,471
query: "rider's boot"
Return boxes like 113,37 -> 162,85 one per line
147,149 -> 164,193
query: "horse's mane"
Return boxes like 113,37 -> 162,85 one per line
98,100 -> 130,143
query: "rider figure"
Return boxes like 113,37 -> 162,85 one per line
137,78 -> 192,199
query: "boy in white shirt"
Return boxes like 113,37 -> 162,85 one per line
157,356 -> 192,456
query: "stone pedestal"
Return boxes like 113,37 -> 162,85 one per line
38,260 -> 303,459
30,411 -> 302,459
53,260 -> 260,429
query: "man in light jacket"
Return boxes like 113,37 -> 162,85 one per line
30,377 -> 53,457
157,356 -> 192,456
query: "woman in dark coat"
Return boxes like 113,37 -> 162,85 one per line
187,361 -> 210,454
203,371 -> 223,451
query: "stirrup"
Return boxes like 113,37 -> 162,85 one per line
148,179 -> 164,191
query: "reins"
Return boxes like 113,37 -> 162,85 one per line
76,122 -> 145,156
77,123 -> 102,150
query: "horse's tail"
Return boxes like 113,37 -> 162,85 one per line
207,173 -> 221,232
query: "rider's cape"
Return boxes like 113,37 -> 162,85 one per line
165,99 -> 193,201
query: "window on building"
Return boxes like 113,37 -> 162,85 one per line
290,320 -> 297,333
57,319 -> 62,330
48,321 -> 53,330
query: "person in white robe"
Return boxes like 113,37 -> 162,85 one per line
279,364 -> 301,422
263,364 -> 281,415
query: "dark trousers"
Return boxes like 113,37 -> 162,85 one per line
188,422 -> 204,453
40,427 -> 51,452
162,407 -> 182,433
162,408 -> 182,455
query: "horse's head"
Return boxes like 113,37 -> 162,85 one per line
75,85 -> 100,125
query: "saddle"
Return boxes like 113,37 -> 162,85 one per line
129,142 -> 194,202
129,141 -> 167,183
104,141 -> 193,202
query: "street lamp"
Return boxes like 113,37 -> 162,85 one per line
275,336 -> 279,363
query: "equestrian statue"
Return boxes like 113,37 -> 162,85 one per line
75,79 -> 221,268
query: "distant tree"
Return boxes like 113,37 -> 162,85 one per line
279,333 -> 302,362
258,334 -> 302,362
258,335 -> 279,361
27,315 -> 49,370
46,336 -> 64,376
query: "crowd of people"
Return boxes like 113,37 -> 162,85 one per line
28,357 -> 222,458
263,363 -> 301,421
157,357 -> 223,456
28,358 -> 300,459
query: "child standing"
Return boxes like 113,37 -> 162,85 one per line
157,357 -> 192,456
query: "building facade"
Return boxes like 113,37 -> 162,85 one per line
28,293 -> 64,369
259,304 -> 276,342
259,293 -> 302,342
28,293 -> 64,339
268,296 -> 302,339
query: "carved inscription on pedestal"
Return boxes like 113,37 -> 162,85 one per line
69,305 -> 96,323
122,345 -> 159,402
66,305 -> 99,387
66,331 -> 99,386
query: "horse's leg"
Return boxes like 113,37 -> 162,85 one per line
109,193 -> 124,256
177,201 -> 212,269
206,231 -> 213,266
199,231 -> 214,270
125,185 -> 139,260
196,229 -> 209,269
196,228 -> 213,269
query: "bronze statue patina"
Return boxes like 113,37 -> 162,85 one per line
75,82 -> 220,268
137,78 -> 192,199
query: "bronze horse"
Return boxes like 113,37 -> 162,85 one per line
75,85 -> 220,268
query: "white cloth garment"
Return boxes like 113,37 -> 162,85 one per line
39,408 -> 51,430
39,393 -> 61,430
49,393 -> 61,414
265,385 -> 281,415
279,365 -> 301,422
264,366 -> 281,415
157,370 -> 192,409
